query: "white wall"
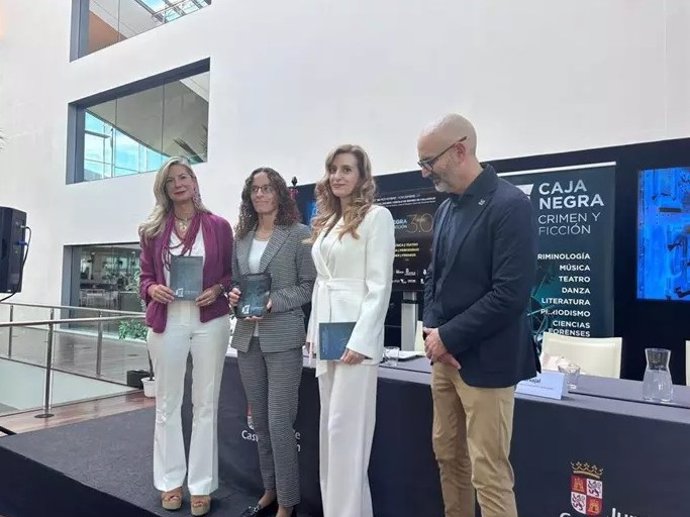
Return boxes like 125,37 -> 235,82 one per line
1,0 -> 690,306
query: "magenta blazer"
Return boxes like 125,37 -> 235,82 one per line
139,212 -> 233,333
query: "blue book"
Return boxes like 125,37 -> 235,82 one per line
319,322 -> 356,360
170,255 -> 203,300
237,273 -> 272,318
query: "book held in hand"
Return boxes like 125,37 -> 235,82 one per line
170,255 -> 203,300
237,272 -> 272,318
319,322 -> 356,360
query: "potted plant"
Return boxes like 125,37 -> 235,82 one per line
118,318 -> 148,341
119,318 -> 154,395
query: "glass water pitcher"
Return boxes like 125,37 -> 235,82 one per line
642,348 -> 673,403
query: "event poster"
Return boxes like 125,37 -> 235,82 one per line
376,189 -> 442,291
502,165 -> 616,338
637,166 -> 690,302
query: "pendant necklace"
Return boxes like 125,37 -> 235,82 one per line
175,214 -> 193,233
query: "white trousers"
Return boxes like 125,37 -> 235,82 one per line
318,362 -> 378,517
147,302 -> 230,495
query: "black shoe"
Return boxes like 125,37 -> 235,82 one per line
239,500 -> 278,517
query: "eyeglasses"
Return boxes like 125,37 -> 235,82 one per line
417,136 -> 467,171
251,185 -> 274,195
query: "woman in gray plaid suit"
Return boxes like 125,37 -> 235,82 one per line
229,167 -> 316,517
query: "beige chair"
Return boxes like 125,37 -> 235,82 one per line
686,341 -> 689,385
541,332 -> 622,379
415,320 -> 425,352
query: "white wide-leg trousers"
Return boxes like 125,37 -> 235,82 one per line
147,302 -> 230,495
318,362 -> 378,517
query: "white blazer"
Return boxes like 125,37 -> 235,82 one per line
307,204 -> 395,376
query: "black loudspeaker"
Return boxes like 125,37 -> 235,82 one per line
0,207 -> 27,293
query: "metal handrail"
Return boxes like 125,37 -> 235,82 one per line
0,316 -> 143,327
0,310 -> 146,420
0,301 -> 142,316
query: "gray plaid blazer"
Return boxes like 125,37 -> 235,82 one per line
230,223 -> 316,353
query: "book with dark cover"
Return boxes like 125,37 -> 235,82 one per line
319,322 -> 356,360
237,272 -> 272,318
170,255 -> 203,300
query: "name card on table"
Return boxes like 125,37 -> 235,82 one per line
516,371 -> 567,400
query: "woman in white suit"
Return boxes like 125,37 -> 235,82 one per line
307,144 -> 395,517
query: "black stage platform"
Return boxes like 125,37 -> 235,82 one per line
0,408 -> 312,517
3,356 -> 690,517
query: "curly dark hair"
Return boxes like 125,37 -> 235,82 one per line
235,167 -> 300,239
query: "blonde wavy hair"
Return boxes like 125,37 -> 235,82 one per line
310,144 -> 376,241
138,156 -> 210,242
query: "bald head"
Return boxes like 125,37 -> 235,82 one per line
419,113 -> 478,156
417,113 -> 482,194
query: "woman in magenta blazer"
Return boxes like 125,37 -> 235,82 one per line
139,156 -> 233,517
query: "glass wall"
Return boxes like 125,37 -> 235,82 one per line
67,244 -> 144,336
75,0 -> 212,57
76,69 -> 209,182
84,111 -> 168,181
75,244 -> 143,314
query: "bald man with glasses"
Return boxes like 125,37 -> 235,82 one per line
418,114 -> 538,517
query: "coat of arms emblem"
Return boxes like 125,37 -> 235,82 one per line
570,462 -> 604,516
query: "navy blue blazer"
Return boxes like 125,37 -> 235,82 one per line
423,165 -> 538,388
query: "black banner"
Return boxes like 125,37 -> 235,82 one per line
376,189 -> 441,291
502,164 -> 616,338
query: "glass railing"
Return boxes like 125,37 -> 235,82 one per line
141,0 -> 212,23
0,302 -> 149,418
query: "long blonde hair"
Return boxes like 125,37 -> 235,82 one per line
138,156 -> 210,243
310,144 -> 376,242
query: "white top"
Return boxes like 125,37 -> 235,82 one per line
164,229 -> 205,287
248,238 -> 269,274
248,237 -> 269,336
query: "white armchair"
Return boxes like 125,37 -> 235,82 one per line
541,332 -> 622,379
